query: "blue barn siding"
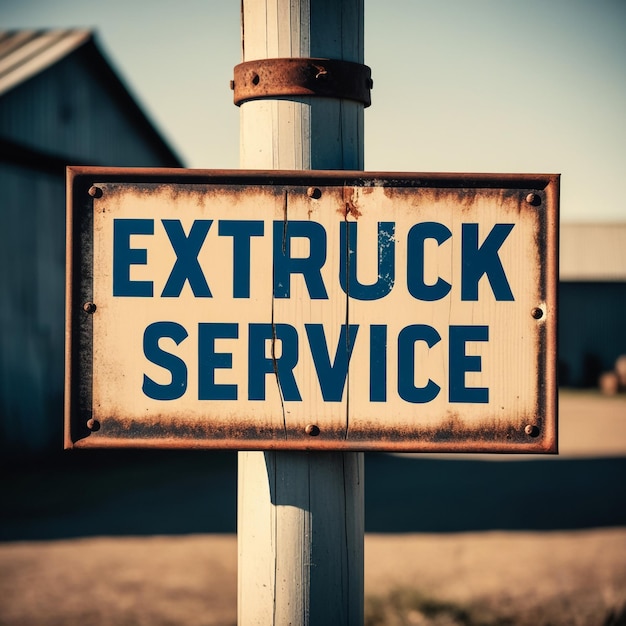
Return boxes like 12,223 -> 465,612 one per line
0,33 -> 182,456
0,164 -> 66,452
0,51 -> 178,167
559,282 -> 626,387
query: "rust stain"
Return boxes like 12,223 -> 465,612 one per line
69,412 -> 554,453
232,58 -> 372,107
345,199 -> 362,219
339,187 -> 362,219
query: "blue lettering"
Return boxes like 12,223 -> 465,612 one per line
340,221 -> 395,300
198,323 -> 238,400
218,220 -> 264,298
407,222 -> 452,301
461,223 -> 514,301
449,325 -> 489,403
248,323 -> 302,401
273,221 -> 328,299
142,321 -> 188,400
369,325 -> 387,402
161,220 -> 212,297
113,219 -> 154,297
397,324 -> 441,403
305,324 -> 359,401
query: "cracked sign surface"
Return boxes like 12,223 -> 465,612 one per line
66,169 -> 558,452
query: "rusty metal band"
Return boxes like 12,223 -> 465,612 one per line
232,58 -> 372,107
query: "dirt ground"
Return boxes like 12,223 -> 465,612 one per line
1,529 -> 625,625
1,390 -> 625,625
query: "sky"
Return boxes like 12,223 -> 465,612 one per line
1,0 -> 625,223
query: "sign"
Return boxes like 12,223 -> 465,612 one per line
65,168 -> 558,452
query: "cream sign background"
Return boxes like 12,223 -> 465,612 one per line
66,169 -> 558,452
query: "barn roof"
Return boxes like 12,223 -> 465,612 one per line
0,29 -> 93,96
0,29 -> 183,167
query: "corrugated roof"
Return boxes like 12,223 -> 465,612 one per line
560,223 -> 626,281
0,29 -> 92,96
0,28 -> 183,167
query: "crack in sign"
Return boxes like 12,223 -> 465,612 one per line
273,190 -> 289,438
343,187 -> 354,441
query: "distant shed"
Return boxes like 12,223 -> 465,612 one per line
0,30 -> 183,456
559,223 -> 626,387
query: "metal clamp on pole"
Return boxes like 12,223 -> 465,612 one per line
231,57 -> 372,107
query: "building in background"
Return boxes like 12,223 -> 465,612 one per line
0,30 -> 182,457
559,223 -> 626,387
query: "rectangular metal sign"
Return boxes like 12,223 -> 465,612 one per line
65,167 -> 558,452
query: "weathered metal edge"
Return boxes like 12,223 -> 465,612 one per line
70,436 -> 555,454
543,175 -> 560,454
65,166 -> 559,189
64,168 -> 74,450
64,167 -> 560,453
65,168 -> 95,449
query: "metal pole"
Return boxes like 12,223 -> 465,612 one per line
236,0 -> 365,624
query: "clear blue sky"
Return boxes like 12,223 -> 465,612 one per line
2,0 -> 625,222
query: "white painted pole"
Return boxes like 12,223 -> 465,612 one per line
237,1 -> 365,624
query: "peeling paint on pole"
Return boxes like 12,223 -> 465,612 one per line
65,167 -> 559,453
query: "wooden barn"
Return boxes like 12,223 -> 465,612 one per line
0,30 -> 182,456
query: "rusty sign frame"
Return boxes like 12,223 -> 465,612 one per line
65,166 -> 559,453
